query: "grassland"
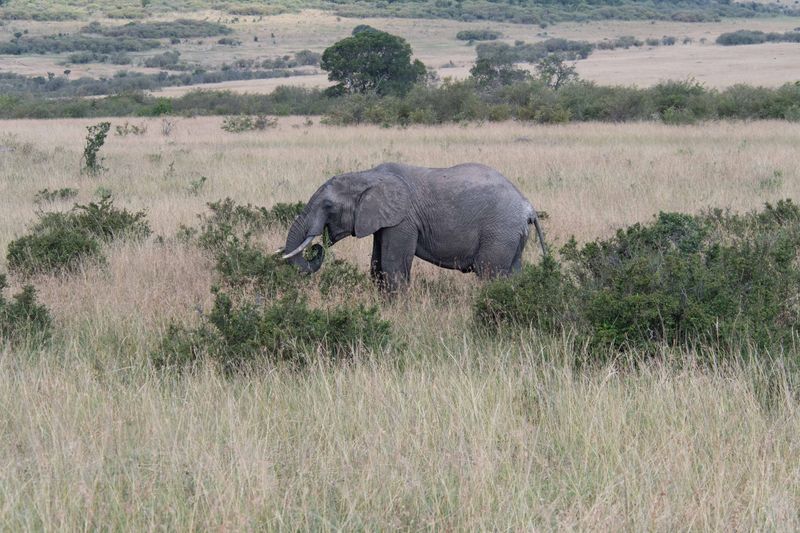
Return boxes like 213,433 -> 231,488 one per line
1,117 -> 799,528
3,9 -> 800,95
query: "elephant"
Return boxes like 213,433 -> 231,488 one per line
280,162 -> 547,292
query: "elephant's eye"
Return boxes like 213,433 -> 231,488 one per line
322,199 -> 334,209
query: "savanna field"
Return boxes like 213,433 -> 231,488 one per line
1,117 -> 799,529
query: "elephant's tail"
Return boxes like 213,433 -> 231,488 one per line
528,212 -> 548,257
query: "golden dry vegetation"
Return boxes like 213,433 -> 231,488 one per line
1,117 -> 799,529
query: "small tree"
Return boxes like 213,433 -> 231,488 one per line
321,28 -> 426,96
470,57 -> 529,87
536,54 -> 578,90
81,121 -> 110,176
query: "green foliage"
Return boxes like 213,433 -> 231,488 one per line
0,34 -> 160,55
68,194 -> 151,241
3,77 -> 800,126
475,255 -> 576,334
327,0 -> 796,24
717,29 -> 800,46
114,122 -> 147,136
7,226 -> 101,276
81,121 -> 110,176
143,50 -> 182,69
535,54 -> 578,90
456,29 -> 501,41
220,114 -> 277,132
214,238 -> 305,295
33,188 -> 78,204
7,196 -> 150,275
470,58 -> 529,88
476,201 -> 800,357
81,19 -> 231,39
217,37 -> 241,46
318,259 -> 369,297
0,67 -> 316,98
155,290 -> 392,372
596,35 -> 643,50
476,38 -> 592,64
181,198 -> 307,293
188,198 -> 304,251
321,28 -> 426,96
0,274 -> 51,346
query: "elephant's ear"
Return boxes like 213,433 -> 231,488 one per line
354,175 -> 411,238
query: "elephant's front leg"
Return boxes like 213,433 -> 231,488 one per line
373,223 -> 417,293
370,232 -> 382,284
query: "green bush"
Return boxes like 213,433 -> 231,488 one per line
155,289 -> 392,372
7,196 -> 150,275
180,198 -> 308,294
82,19 -> 231,39
456,29 -> 501,41
220,114 -> 277,132
81,121 -> 110,175
475,255 -> 576,334
716,29 -> 800,46
0,34 -> 160,55
213,238 -> 306,295
0,274 -> 51,346
187,198 -> 305,252
318,259 -> 369,297
475,201 -> 800,357
7,225 -> 102,275
33,188 -> 78,204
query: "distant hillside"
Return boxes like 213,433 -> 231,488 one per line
1,0 -> 798,23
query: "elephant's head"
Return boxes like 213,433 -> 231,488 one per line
280,170 -> 411,273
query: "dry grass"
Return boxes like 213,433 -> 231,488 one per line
1,117 -> 800,528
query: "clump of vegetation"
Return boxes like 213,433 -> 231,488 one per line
179,198 -> 307,293
321,27 -> 426,96
220,114 -> 277,132
475,201 -> 800,357
143,50 -> 182,69
65,51 -> 131,64
184,198 -> 304,251
717,29 -> 800,46
114,122 -> 146,136
213,237 -> 306,295
81,121 -> 110,175
318,259 -> 369,297
33,188 -> 78,204
474,255 -> 576,335
596,35 -> 643,50
476,38 -> 592,64
81,19 -> 232,39
217,37 -> 241,46
155,289 -> 392,372
7,195 -> 150,275
0,274 -> 52,346
0,34 -> 160,55
456,29 -> 501,41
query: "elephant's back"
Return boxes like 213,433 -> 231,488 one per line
422,163 -> 530,213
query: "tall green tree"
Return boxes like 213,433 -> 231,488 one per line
321,28 -> 426,96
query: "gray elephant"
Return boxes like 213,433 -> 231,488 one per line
280,162 -> 547,292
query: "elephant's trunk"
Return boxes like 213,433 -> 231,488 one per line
283,212 -> 325,273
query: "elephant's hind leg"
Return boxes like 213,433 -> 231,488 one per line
475,233 -> 527,279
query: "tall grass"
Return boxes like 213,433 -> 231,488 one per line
0,117 -> 799,528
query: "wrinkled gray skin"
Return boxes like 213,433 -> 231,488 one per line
282,162 -> 547,292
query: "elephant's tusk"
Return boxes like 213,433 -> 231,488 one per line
274,247 -> 285,254
282,236 -> 315,259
